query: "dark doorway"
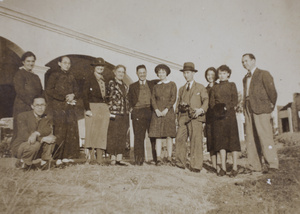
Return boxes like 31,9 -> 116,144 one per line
0,37 -> 23,119
281,118 -> 290,133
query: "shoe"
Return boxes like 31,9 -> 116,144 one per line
203,164 -> 217,174
262,164 -> 269,174
190,168 -> 201,173
217,168 -> 226,177
116,161 -> 128,166
175,162 -> 185,169
229,169 -> 238,177
267,168 -> 278,174
15,159 -> 24,168
238,167 -> 253,174
156,160 -> 163,166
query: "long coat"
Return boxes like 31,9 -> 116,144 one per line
243,68 -> 277,114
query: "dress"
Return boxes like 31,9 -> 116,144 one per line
205,83 -> 217,152
45,70 -> 80,159
149,81 -> 177,138
210,80 -> 241,152
106,79 -> 130,155
12,68 -> 43,141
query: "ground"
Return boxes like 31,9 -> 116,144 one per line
1,133 -> 300,214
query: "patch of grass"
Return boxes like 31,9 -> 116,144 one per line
275,132 -> 300,146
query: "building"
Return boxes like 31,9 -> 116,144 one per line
277,93 -> 300,133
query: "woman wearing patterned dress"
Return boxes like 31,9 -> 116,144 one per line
149,64 -> 177,166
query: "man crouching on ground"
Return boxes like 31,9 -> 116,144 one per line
10,96 -> 56,170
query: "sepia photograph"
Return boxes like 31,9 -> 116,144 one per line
0,0 -> 300,213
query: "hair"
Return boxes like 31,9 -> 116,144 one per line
21,51 -> 36,62
204,67 -> 218,82
113,64 -> 126,74
31,95 -> 46,104
217,65 -> 232,78
155,64 -> 171,76
242,53 -> 256,60
136,64 -> 146,72
58,56 -> 70,62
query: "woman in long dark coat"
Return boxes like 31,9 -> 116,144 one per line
106,64 -> 130,166
149,64 -> 177,166
83,58 -> 110,165
46,56 -> 80,165
12,51 -> 43,142
210,65 -> 241,177
204,67 -> 218,172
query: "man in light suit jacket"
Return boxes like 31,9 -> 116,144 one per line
175,62 -> 209,173
242,53 -> 279,173
128,65 -> 158,165
11,96 -> 56,169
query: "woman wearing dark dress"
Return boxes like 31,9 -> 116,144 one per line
106,65 -> 130,166
83,58 -> 110,165
45,56 -> 80,165
12,51 -> 43,143
204,67 -> 218,172
149,64 -> 177,166
210,65 -> 241,177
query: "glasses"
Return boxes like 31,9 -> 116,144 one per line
33,104 -> 46,108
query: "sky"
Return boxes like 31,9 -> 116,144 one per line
1,0 -> 300,105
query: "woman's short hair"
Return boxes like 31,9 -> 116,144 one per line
154,64 -> 171,76
217,65 -> 232,78
204,67 -> 218,82
21,51 -> 36,62
113,64 -> 126,73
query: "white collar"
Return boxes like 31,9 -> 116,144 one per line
139,80 -> 146,85
250,67 -> 257,74
157,80 -> 170,84
186,80 -> 194,88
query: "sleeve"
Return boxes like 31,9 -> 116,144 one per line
82,77 -> 91,111
175,87 -> 182,114
45,73 -> 66,101
151,85 -> 158,110
230,83 -> 238,109
209,87 -> 216,109
201,86 -> 209,112
37,117 -> 53,141
166,82 -> 177,110
13,71 -> 34,106
71,75 -> 80,99
106,80 -> 115,110
127,84 -> 134,109
262,71 -> 277,106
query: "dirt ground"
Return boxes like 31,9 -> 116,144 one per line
1,135 -> 300,214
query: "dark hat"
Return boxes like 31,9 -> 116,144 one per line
155,64 -> 171,75
180,62 -> 198,72
91,57 -> 106,66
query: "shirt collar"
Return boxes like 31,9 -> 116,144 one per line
157,80 -> 170,84
250,67 -> 257,75
139,80 -> 146,85
186,80 -> 194,88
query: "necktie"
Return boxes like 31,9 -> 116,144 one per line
187,83 -> 190,91
246,72 -> 252,78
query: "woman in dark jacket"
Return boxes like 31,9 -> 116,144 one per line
106,64 -> 130,166
204,67 -> 218,173
210,65 -> 241,177
83,58 -> 110,165
12,51 -> 43,142
45,56 -> 80,165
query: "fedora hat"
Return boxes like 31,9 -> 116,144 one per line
155,64 -> 171,75
180,62 -> 198,72
91,57 -> 106,66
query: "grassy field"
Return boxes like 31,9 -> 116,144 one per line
1,133 -> 300,214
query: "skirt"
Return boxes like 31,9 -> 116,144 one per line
106,114 -> 129,155
85,103 -> 110,149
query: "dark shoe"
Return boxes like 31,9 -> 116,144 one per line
229,170 -> 238,178
203,164 -> 217,174
262,164 -> 269,174
175,162 -> 185,169
156,160 -> 163,166
217,168 -> 226,177
15,159 -> 24,168
116,161 -> 128,166
190,168 -> 201,173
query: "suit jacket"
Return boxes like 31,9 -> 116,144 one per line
128,79 -> 159,110
82,73 -> 107,110
107,79 -> 129,115
11,110 -> 53,156
176,81 -> 209,122
243,68 -> 277,114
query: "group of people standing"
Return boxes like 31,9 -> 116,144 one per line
10,51 -> 279,177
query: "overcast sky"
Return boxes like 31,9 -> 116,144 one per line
2,0 -> 300,105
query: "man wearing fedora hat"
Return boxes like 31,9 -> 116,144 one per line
175,62 -> 209,173
128,65 -> 159,165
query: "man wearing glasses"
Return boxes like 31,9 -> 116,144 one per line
11,96 -> 56,170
